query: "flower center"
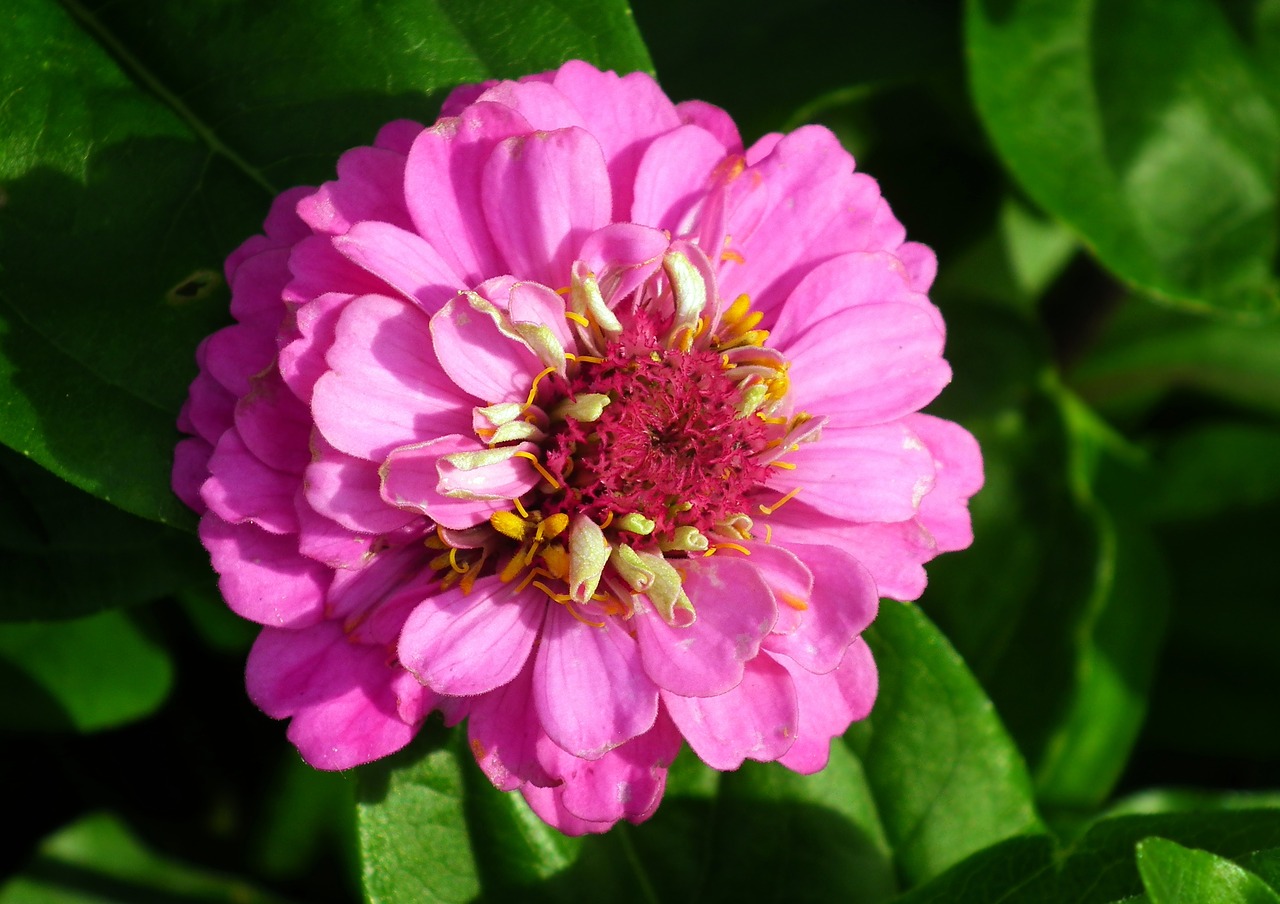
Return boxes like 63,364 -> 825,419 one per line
542,327 -> 773,542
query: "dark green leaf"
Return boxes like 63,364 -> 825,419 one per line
1137,837 -> 1280,904
967,0 -> 1280,317
0,813 -> 294,904
846,599 -> 1044,885
0,608 -> 172,732
1142,423 -> 1280,522
0,0 -> 650,524
356,723 -> 481,904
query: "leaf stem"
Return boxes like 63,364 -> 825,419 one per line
616,823 -> 661,904
57,0 -> 278,197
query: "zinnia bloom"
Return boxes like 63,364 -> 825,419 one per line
174,60 -> 982,834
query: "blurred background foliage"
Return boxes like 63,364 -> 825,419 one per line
1,0 -> 1278,901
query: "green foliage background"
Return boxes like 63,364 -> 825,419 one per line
2,0 -> 1279,901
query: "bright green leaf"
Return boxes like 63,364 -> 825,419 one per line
1137,837 -> 1280,904
846,599 -> 1044,885
967,0 -> 1280,317
0,812 -> 293,904
356,724 -> 480,904
0,608 -> 172,732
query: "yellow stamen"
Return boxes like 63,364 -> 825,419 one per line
490,510 -> 529,541
554,285 -> 572,296
515,566 -> 555,594
714,542 -> 751,556
771,460 -> 797,470
499,553 -> 528,583
598,510 -> 614,530
522,365 -> 559,410
541,512 -> 570,540
513,497 -> 530,519
758,486 -> 801,515
720,249 -> 745,265
428,551 -> 453,572
764,524 -> 773,544
514,451 -> 561,489
448,547 -> 468,574
573,354 -> 605,365
564,311 -> 590,327
781,593 -> 809,611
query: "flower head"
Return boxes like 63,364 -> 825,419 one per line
174,61 -> 983,834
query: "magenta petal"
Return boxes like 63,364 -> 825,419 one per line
786,303 -> 951,426
534,604 -> 660,759
284,234 -> 389,305
398,576 -> 543,697
227,247 -> 290,328
786,421 -> 936,523
294,498 -> 376,569
520,785 -> 616,837
279,292 -> 352,403
234,368 -> 311,475
172,437 -> 213,514
775,639 -> 878,774
333,221 -> 467,312
200,514 -> 328,627
631,124 -> 731,232
575,223 -> 670,304
740,542 -> 813,636
311,294 -> 473,460
763,543 -> 878,674
896,241 -> 938,292
306,436 -> 416,534
430,293 -> 546,404
201,429 -> 300,535
675,99 -> 743,155
246,621 -> 422,770
633,556 -> 777,697
296,145 -> 414,236
508,281 -> 575,354
908,413 -> 985,553
467,661 -> 554,791
482,127 -> 612,289
664,654 -> 798,770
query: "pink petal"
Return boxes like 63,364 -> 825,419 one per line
675,100 -> 743,155
246,621 -> 423,770
430,293 -> 546,404
398,575 -> 544,697
172,436 -> 213,514
785,421 -> 936,523
775,639 -> 878,774
474,79 -> 587,132
740,541 -> 813,636
234,368 -> 311,475
295,145 -> 414,236
311,294 -> 473,460
279,292 -> 353,403
763,543 -> 878,674
333,221 -> 467,312
520,785 -> 616,836
633,555 -> 777,697
294,498 -> 377,569
283,234 -> 389,305
508,281 -> 575,354
663,654 -> 799,770
575,223 -> 670,305
768,250 -> 944,347
228,247 -> 290,328
785,303 -> 951,426
534,604 -> 660,759
184,348 -> 237,444
200,514 -> 329,627
306,435 -> 417,534
466,661 -> 554,791
201,429 -> 300,535
374,119 -> 424,154
908,413 -> 985,553
482,127 -> 612,289
379,435 -> 539,530
203,322 -> 275,398
631,124 -> 731,232
896,241 -> 938,292
403,101 -> 533,284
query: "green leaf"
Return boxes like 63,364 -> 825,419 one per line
846,599 -> 1044,885
356,724 -> 481,904
1137,837 -> 1280,904
900,811 -> 1280,903
0,812 -> 293,904
967,0 -> 1280,317
1143,423 -> 1280,522
0,446 -> 209,621
0,0 -> 651,524
0,607 -> 172,732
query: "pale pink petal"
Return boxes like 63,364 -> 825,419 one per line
908,413 -> 984,553
202,429 -> 300,535
775,639 -> 878,774
575,223 -> 669,304
467,661 -> 555,791
534,604 -> 660,759
631,124 -> 731,232
664,655 -> 798,770
296,146 -> 414,236
675,100 -> 743,154
200,514 -> 328,627
284,234 -> 389,305
306,435 -> 417,534
784,421 -> 936,523
246,621 -> 422,770
279,292 -> 353,403
763,543 -> 878,674
474,79 -> 587,132
507,281 -> 575,355
632,556 -> 777,697
398,576 -> 544,697
739,542 -> 813,636
294,498 -> 377,569
896,241 -> 938,292
430,293 -> 546,404
312,294 -> 473,460
333,221 -> 467,311
403,102 -> 533,283
482,127 -> 612,289
380,436 -> 539,530
785,303 -> 951,426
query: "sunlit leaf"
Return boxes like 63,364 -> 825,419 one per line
1137,837 -> 1280,904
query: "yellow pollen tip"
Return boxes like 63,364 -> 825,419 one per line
758,486 -> 802,515
542,513 -> 570,540
598,510 -> 614,530
514,451 -> 561,489
725,294 -> 751,323
764,524 -> 773,544
770,460 -> 797,470
448,547 -> 468,574
720,249 -> 745,265
781,593 -> 810,611
513,497 -> 530,519
564,310 -> 590,326
714,542 -> 751,556
523,365 -> 559,411
490,510 -> 529,541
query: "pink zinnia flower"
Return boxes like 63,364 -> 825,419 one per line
174,61 -> 982,834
